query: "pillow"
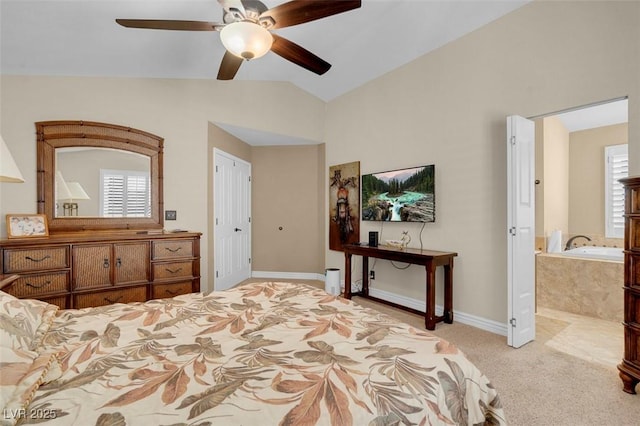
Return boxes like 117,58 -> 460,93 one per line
0,346 -> 56,426
0,292 -> 60,425
0,290 -> 59,352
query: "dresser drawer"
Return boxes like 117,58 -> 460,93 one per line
9,271 -> 70,298
152,281 -> 194,299
153,240 -> 193,260
3,247 -> 69,273
38,294 -> 69,310
153,261 -> 193,280
74,286 -> 147,309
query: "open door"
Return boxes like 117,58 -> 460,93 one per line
507,115 -> 536,348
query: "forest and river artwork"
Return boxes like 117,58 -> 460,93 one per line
361,165 -> 435,222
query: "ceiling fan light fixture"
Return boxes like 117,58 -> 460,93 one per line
220,21 -> 273,60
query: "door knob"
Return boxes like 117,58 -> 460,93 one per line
234,228 -> 242,232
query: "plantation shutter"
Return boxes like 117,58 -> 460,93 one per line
605,144 -> 628,238
101,169 -> 150,217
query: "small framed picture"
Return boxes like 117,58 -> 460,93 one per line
6,214 -> 49,238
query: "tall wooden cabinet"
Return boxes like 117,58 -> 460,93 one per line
0,231 -> 201,309
619,176 -> 640,394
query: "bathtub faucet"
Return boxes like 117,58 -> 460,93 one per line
564,235 -> 592,251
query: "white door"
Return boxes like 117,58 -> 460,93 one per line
507,115 -> 536,348
214,149 -> 252,290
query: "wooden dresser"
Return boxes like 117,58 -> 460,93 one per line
619,176 -> 640,394
0,231 -> 201,309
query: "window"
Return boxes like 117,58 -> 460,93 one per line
100,169 -> 150,217
604,144 -> 628,238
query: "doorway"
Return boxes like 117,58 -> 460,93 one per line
532,97 -> 628,367
213,148 -> 252,290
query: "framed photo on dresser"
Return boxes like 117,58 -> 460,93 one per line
6,214 -> 49,238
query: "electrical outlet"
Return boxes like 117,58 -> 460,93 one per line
165,210 -> 177,220
370,270 -> 375,280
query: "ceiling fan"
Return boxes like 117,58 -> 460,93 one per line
116,0 -> 362,80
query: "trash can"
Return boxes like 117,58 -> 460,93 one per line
325,268 -> 341,295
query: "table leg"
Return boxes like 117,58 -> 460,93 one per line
443,261 -> 454,324
362,256 -> 369,296
425,262 -> 436,330
344,252 -> 352,299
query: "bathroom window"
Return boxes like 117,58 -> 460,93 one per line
100,169 -> 151,217
604,144 -> 628,238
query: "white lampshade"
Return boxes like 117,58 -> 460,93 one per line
56,170 -> 72,200
0,134 -> 24,183
220,21 -> 273,60
66,182 -> 90,200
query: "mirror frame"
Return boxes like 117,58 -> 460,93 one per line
36,120 -> 164,232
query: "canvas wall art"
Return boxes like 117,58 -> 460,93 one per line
329,161 -> 360,251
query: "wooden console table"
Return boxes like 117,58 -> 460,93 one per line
343,244 -> 457,330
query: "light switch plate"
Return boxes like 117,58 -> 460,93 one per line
165,210 -> 177,220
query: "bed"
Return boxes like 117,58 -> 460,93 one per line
1,281 -> 505,425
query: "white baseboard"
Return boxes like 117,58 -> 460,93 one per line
368,287 -> 508,336
250,271 -> 507,336
251,271 -> 326,281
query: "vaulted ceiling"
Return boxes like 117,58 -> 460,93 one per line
1,0 -> 529,101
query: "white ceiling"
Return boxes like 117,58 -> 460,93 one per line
553,98 -> 628,133
1,1 -> 627,145
0,0 -> 529,102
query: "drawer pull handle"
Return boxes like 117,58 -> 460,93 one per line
103,258 -> 110,268
25,280 -> 52,289
165,267 -> 183,274
165,247 -> 182,253
104,296 -> 123,304
116,258 -> 122,268
25,255 -> 51,263
165,289 -> 178,295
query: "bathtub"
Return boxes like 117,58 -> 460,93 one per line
561,246 -> 623,262
537,247 -> 624,322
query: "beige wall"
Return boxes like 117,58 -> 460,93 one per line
569,123 -> 628,235
324,0 -> 640,324
251,144 -> 325,274
0,76 -> 327,290
542,116 -> 570,237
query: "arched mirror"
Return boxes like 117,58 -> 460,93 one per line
37,120 -> 164,232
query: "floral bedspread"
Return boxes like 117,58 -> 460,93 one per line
26,282 -> 505,425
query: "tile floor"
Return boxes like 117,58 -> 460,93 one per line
536,307 -> 624,369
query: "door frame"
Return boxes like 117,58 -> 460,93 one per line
213,148 -> 252,290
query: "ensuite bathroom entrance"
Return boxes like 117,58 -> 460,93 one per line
532,97 -> 628,368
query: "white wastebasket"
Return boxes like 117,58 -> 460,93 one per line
325,268 -> 341,295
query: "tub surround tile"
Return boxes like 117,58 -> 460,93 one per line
536,254 -> 623,322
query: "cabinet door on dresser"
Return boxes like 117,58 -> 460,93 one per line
73,242 -> 150,308
2,245 -> 71,309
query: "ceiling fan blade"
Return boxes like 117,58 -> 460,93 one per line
270,34 -> 331,75
217,51 -> 244,80
116,19 -> 224,31
260,0 -> 361,29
